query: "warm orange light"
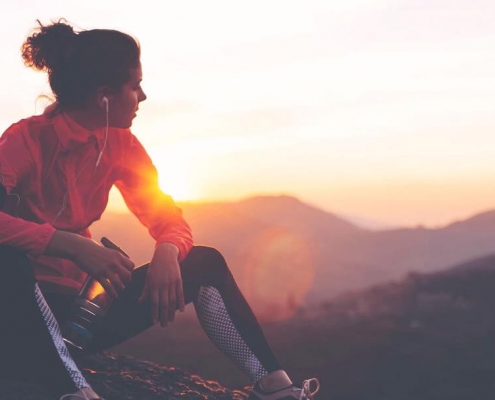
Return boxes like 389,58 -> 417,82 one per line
82,279 -> 111,310
86,280 -> 106,301
243,227 -> 314,321
148,149 -> 201,202
158,171 -> 197,202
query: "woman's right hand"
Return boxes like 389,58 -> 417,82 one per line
45,230 -> 135,298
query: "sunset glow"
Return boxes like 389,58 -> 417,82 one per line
150,149 -> 200,202
2,1 -> 495,227
243,227 -> 315,321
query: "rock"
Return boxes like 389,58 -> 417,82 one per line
0,352 -> 250,399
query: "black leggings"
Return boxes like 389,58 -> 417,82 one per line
0,245 -> 282,395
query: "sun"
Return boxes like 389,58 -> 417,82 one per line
106,146 -> 203,212
158,170 -> 198,202
149,149 -> 200,202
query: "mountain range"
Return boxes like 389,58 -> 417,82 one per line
112,252 -> 495,400
91,195 -> 495,320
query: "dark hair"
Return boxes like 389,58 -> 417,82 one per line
21,19 -> 140,109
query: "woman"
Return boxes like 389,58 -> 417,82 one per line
0,20 -> 320,400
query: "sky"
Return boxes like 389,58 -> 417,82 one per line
1,0 -> 495,228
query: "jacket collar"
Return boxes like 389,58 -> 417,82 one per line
52,111 -> 107,151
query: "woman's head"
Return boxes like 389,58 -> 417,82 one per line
22,19 -> 146,127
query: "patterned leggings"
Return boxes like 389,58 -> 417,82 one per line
0,245 -> 282,396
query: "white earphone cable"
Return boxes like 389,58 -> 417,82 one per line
95,98 -> 109,168
52,100 -> 109,225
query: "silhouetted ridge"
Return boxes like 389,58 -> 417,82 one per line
100,250 -> 495,400
92,197 -> 495,306
284,252 -> 495,399
444,209 -> 495,231
234,195 -> 363,236
431,253 -> 495,276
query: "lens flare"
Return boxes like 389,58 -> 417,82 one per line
243,227 -> 314,321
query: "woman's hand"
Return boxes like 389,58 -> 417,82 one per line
45,230 -> 135,298
138,242 -> 185,327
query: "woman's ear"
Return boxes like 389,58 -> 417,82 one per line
96,87 -> 112,110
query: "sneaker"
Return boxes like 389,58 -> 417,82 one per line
59,387 -> 104,400
249,378 -> 320,399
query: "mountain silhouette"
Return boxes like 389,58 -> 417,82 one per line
107,251 -> 495,400
91,196 -> 495,318
293,252 -> 495,399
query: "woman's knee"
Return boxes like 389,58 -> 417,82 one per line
198,246 -> 226,264
188,246 -> 231,279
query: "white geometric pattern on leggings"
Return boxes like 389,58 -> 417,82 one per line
33,284 -> 89,388
196,286 -> 268,383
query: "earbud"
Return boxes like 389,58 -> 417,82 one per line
102,96 -> 109,113
96,96 -> 109,168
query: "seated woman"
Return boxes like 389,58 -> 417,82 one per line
0,19 -> 319,400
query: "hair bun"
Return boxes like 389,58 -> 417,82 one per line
22,19 -> 77,72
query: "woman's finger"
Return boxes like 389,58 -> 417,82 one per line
150,289 -> 160,325
109,272 -> 125,292
177,280 -> 185,312
100,237 -> 135,272
111,261 -> 132,286
121,255 -> 135,272
159,288 -> 169,327
168,285 -> 177,323
138,281 -> 149,304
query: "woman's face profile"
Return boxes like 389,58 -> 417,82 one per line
108,62 -> 147,129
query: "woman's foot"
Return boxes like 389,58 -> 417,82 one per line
249,378 -> 320,399
59,386 -> 103,400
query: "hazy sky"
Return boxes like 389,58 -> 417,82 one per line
1,0 -> 495,227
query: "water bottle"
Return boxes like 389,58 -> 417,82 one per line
62,237 -> 129,352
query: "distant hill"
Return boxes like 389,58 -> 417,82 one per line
91,195 -> 364,320
113,253 -> 495,400
291,253 -> 495,399
91,196 -> 495,319
329,209 -> 495,298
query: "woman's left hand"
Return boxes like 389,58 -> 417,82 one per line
138,242 -> 185,327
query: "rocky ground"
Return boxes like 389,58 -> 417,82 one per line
0,352 -> 251,399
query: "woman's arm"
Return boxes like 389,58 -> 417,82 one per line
0,208 -> 56,256
45,230 -> 135,298
115,133 -> 193,325
115,133 -> 193,260
0,125 -> 134,296
0,204 -> 135,297
138,242 -> 184,326
0,126 -> 57,256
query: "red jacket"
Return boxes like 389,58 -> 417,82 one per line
0,111 -> 193,293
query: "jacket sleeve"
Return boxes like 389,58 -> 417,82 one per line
114,133 -> 193,261
0,125 -> 56,256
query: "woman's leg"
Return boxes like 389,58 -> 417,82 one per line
48,245 -> 317,398
82,246 -> 283,382
180,246 -> 282,382
0,246 -> 91,397
178,247 -> 320,399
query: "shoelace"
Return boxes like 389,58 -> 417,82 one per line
295,378 -> 320,400
60,395 -> 85,400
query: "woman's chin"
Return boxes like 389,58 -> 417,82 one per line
111,118 -> 134,129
